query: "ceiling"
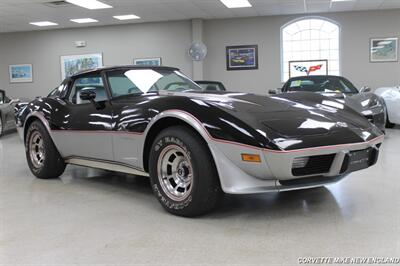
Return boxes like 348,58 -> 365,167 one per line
0,0 -> 399,33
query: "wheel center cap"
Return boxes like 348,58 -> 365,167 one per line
178,169 -> 183,176
177,164 -> 190,179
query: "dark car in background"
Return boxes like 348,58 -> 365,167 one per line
270,75 -> 387,131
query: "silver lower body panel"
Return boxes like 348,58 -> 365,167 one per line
208,136 -> 383,194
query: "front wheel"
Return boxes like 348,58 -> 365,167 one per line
149,126 -> 221,217
25,121 -> 66,179
386,111 -> 396,128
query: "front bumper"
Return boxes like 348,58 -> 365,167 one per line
208,136 -> 384,194
362,107 -> 386,131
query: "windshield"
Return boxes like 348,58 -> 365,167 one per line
107,69 -> 202,98
285,76 -> 359,94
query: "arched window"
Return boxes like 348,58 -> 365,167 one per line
281,17 -> 340,82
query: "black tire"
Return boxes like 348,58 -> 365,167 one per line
149,126 -> 221,217
25,121 -> 66,179
386,112 -> 395,128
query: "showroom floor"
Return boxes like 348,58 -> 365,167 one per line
0,129 -> 399,265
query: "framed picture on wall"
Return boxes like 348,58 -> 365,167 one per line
289,59 -> 329,78
9,64 -> 33,83
60,53 -> 103,80
226,45 -> 258,71
370,37 -> 398,62
133,57 -> 162,66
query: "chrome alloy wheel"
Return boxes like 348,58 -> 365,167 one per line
29,131 -> 45,168
157,144 -> 193,201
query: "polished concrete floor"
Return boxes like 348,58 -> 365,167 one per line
0,130 -> 399,266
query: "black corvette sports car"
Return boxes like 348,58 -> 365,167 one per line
17,66 -> 384,216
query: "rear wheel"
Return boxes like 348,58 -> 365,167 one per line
149,126 -> 221,217
25,121 -> 66,179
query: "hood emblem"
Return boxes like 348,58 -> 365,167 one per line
336,122 -> 348,128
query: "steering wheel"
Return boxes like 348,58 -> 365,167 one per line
164,82 -> 188,91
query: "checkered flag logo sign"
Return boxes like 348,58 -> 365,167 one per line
293,64 -> 324,75
294,65 -> 308,73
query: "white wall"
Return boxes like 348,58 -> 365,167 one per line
0,21 -> 193,99
204,10 -> 400,94
1,9 -> 399,99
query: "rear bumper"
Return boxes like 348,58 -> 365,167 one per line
208,136 -> 384,194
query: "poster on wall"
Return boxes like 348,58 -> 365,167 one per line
60,53 -> 103,80
289,59 -> 328,78
370,37 -> 398,62
133,57 -> 162,66
226,45 -> 258,71
9,64 -> 33,83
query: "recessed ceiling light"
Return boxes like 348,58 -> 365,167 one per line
29,21 -> 58,27
66,0 -> 112,10
331,0 -> 354,2
220,0 -> 252,8
70,18 -> 99,23
113,14 -> 141,20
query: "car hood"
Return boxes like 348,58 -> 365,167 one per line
161,91 -> 382,150
318,92 -> 376,113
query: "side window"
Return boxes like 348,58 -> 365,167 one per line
68,74 -> 107,104
107,72 -> 141,97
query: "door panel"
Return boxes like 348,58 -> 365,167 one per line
52,102 -> 114,160
110,97 -> 149,169
52,73 -> 114,161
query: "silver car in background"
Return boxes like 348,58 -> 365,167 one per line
375,86 -> 400,128
0,89 -> 17,137
271,75 -> 387,131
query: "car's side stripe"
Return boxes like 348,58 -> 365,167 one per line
51,129 -> 143,135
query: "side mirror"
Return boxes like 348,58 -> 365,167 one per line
268,88 -> 281,95
9,98 -> 20,105
360,86 -> 372,93
79,88 -> 97,101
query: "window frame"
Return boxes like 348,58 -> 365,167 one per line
64,71 -> 111,105
280,16 -> 341,83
